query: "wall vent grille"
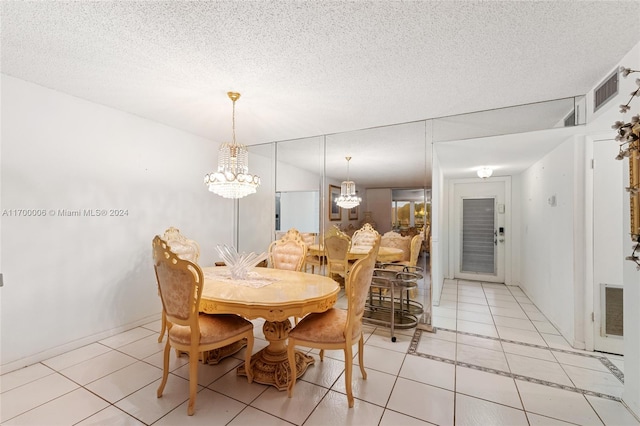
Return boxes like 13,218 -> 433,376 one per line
604,285 -> 623,337
594,70 -> 618,112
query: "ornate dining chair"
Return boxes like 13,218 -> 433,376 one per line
324,226 -> 352,282
377,233 -> 425,299
392,234 -> 424,270
301,232 -> 323,274
351,223 -> 379,247
162,226 -> 200,263
342,223 -> 357,238
268,228 -> 307,271
157,227 -> 202,342
152,236 -> 254,416
287,236 -> 380,408
422,224 -> 431,255
380,231 -> 412,263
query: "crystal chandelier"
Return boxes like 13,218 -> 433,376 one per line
335,156 -> 362,209
204,92 -> 261,199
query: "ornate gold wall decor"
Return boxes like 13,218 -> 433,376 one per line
630,150 -> 640,236
613,67 -> 640,268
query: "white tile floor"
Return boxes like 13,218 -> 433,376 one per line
2,274 -> 640,424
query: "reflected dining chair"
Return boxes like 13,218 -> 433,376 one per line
268,228 -> 307,272
324,226 -> 352,283
380,231 -> 412,263
422,224 -> 431,255
351,223 -> 379,247
377,233 -> 425,301
301,232 -> 323,274
380,233 -> 424,272
152,236 -> 254,416
287,236 -> 380,408
157,227 -> 201,342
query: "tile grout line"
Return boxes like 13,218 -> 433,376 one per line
437,326 -> 624,382
409,329 -> 622,402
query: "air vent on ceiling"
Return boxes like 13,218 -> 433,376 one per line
594,70 -> 618,112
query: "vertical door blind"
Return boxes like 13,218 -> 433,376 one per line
461,198 -> 495,274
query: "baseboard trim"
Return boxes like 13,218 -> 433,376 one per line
0,313 -> 160,375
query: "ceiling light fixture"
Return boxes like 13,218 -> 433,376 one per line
335,156 -> 362,209
204,92 -> 261,199
477,167 -> 493,179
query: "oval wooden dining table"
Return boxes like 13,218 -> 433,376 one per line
199,266 -> 340,390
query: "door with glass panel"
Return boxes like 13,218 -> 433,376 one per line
452,179 -> 507,283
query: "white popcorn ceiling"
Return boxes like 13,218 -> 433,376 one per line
2,1 -> 640,185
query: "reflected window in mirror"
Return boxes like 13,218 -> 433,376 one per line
391,189 -> 430,234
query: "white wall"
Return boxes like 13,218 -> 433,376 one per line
510,174 -> 523,287
276,160 -> 321,192
239,144 -> 276,254
0,75 -> 233,373
518,137 -> 581,345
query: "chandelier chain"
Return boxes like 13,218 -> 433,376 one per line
231,96 -> 236,145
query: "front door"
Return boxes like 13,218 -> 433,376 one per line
452,179 -> 508,283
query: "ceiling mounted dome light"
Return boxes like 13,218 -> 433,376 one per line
204,92 -> 261,199
477,167 -> 494,179
335,156 -> 362,209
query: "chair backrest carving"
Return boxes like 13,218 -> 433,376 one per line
268,228 -> 307,271
351,223 -> 379,247
381,231 -> 412,262
162,226 -> 201,264
152,236 -> 202,329
324,226 -> 352,277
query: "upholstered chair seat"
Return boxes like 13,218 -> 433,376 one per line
288,308 -> 361,343
168,313 -> 252,346
287,236 -> 381,408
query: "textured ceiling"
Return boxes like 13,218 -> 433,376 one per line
2,1 -> 640,187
